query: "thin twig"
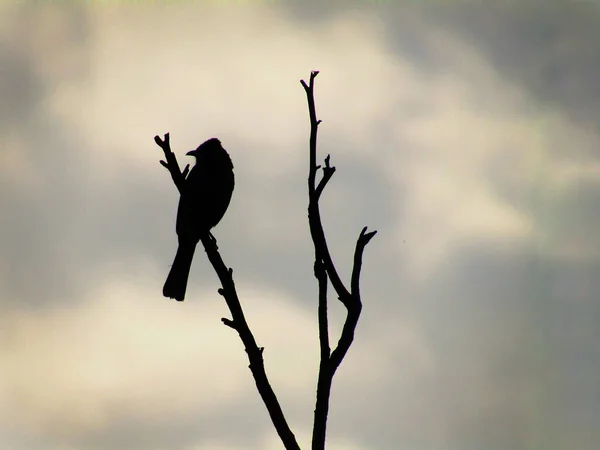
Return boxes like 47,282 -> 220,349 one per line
351,227 -> 378,300
155,133 -> 300,450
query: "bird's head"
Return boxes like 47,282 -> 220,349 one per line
186,138 -> 222,158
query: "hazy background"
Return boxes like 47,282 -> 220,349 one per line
1,1 -> 599,449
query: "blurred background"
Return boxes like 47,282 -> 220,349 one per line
1,1 -> 599,449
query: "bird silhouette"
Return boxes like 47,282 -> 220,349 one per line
163,138 -> 234,301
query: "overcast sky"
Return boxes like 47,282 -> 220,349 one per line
1,1 -> 599,449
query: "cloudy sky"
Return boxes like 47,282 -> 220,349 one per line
1,1 -> 599,449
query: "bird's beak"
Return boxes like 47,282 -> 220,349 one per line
186,150 -> 196,156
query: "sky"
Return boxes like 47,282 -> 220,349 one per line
1,1 -> 599,449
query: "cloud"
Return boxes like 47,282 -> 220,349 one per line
0,265 -> 318,447
1,2 -> 600,450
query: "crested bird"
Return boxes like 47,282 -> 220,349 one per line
163,138 -> 234,301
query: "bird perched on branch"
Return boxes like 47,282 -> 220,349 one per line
163,138 -> 234,301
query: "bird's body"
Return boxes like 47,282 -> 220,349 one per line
163,138 -> 234,301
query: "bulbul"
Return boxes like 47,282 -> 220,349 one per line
163,138 -> 234,301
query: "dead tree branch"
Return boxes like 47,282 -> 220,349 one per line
300,72 -> 377,450
155,133 -> 300,450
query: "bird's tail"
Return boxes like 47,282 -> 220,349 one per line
163,242 -> 197,301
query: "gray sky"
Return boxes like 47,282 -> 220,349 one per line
1,1 -> 599,449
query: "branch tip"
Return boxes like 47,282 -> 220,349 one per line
361,228 -> 378,246
154,132 -> 170,148
221,318 -> 236,329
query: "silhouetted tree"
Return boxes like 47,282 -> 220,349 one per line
155,71 -> 376,450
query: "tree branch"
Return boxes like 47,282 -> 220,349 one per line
351,227 -> 378,300
155,133 -> 189,194
314,259 -> 330,361
155,133 -> 300,450
312,258 -> 331,449
301,72 -> 377,450
300,72 -> 350,307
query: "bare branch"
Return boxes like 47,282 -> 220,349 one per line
301,73 -> 351,306
329,229 -> 377,377
221,317 -> 237,330
312,258 -> 331,449
157,134 -> 300,450
198,234 -> 300,449
154,133 -> 188,194
314,155 -> 336,201
301,72 -> 377,450
314,259 -> 330,361
351,227 -> 378,299
329,304 -> 361,373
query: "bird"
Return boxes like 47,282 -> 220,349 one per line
163,138 -> 234,301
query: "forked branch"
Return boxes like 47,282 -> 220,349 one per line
301,72 -> 377,450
